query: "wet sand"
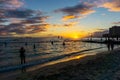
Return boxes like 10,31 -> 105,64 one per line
15,47 -> 120,80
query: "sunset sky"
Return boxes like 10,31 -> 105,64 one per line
0,0 -> 120,39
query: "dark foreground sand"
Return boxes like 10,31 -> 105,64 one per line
16,48 -> 120,80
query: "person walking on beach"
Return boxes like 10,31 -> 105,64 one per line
19,47 -> 26,64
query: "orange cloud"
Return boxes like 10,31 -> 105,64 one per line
102,0 -> 120,12
62,15 -> 85,21
64,21 -> 79,27
49,21 -> 78,28
80,9 -> 95,15
62,15 -> 77,21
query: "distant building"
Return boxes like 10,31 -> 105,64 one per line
103,26 -> 120,40
109,26 -> 120,38
93,30 -> 108,38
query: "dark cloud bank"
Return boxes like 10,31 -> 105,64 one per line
0,0 -> 49,36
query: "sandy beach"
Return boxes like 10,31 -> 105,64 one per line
14,47 -> 120,80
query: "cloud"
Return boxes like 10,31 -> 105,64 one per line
0,14 -> 49,36
62,15 -> 80,21
56,2 -> 95,15
79,0 -> 120,12
0,0 -> 33,19
22,16 -> 49,24
0,0 -> 23,10
101,13 -> 106,16
102,0 -> 120,12
26,24 -> 47,34
85,0 -> 120,12
50,21 -> 78,28
9,18 -> 22,23
0,0 -> 49,36
0,23 -> 49,36
55,2 -> 95,21
0,19 -> 7,23
63,21 -> 79,27
0,23 -> 25,35
96,28 -> 107,31
112,21 -> 120,24
5,9 -> 35,18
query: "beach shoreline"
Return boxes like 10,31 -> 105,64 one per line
15,47 -> 120,80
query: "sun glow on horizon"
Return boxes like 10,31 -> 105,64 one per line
61,31 -> 88,40
73,35 -> 79,39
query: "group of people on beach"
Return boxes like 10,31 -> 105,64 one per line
106,39 -> 115,51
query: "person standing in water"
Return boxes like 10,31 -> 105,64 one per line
63,41 -> 65,47
51,41 -> 54,45
110,39 -> 114,50
25,42 -> 27,46
107,39 -> 111,51
19,47 -> 26,64
33,44 -> 36,49
4,42 -> 7,47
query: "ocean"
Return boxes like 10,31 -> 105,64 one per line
0,37 -> 115,73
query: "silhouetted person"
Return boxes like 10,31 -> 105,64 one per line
106,39 -> 115,51
25,42 -> 27,46
63,41 -> 65,46
110,40 -> 114,50
107,43 -> 110,51
19,47 -> 26,72
51,41 -> 54,45
4,42 -> 7,47
106,39 -> 110,51
33,44 -> 36,49
19,47 -> 26,64
101,38 -> 103,41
